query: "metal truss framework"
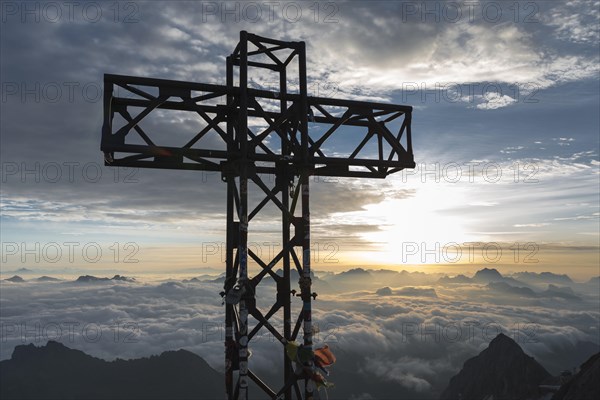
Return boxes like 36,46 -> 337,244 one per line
101,31 -> 415,400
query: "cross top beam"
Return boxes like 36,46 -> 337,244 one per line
101,31 -> 415,400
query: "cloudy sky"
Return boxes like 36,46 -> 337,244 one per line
1,1 -> 599,279
0,3 -> 599,398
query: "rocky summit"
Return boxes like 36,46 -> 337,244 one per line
440,333 -> 551,400
552,352 -> 600,400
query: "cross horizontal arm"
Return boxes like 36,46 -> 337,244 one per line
102,74 -> 414,178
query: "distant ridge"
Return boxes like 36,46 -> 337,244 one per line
36,276 -> 62,282
586,276 -> 600,285
4,268 -> 34,274
438,274 -> 472,284
75,274 -> 136,283
337,268 -> 371,276
487,281 -> 537,297
0,341 -> 222,399
513,271 -> 573,285
3,275 -> 25,283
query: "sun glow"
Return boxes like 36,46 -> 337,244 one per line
354,185 -> 475,265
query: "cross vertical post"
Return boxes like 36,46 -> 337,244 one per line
237,30 -> 250,400
224,54 -> 235,400
297,40 -> 315,399
280,61 -> 293,400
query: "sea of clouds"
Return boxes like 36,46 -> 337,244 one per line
1,269 -> 598,398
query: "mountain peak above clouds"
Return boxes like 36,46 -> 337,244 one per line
74,274 -> 135,283
4,275 -> 25,283
440,333 -> 551,400
473,268 -> 504,282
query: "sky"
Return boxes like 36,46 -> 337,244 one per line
1,0 -> 599,279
